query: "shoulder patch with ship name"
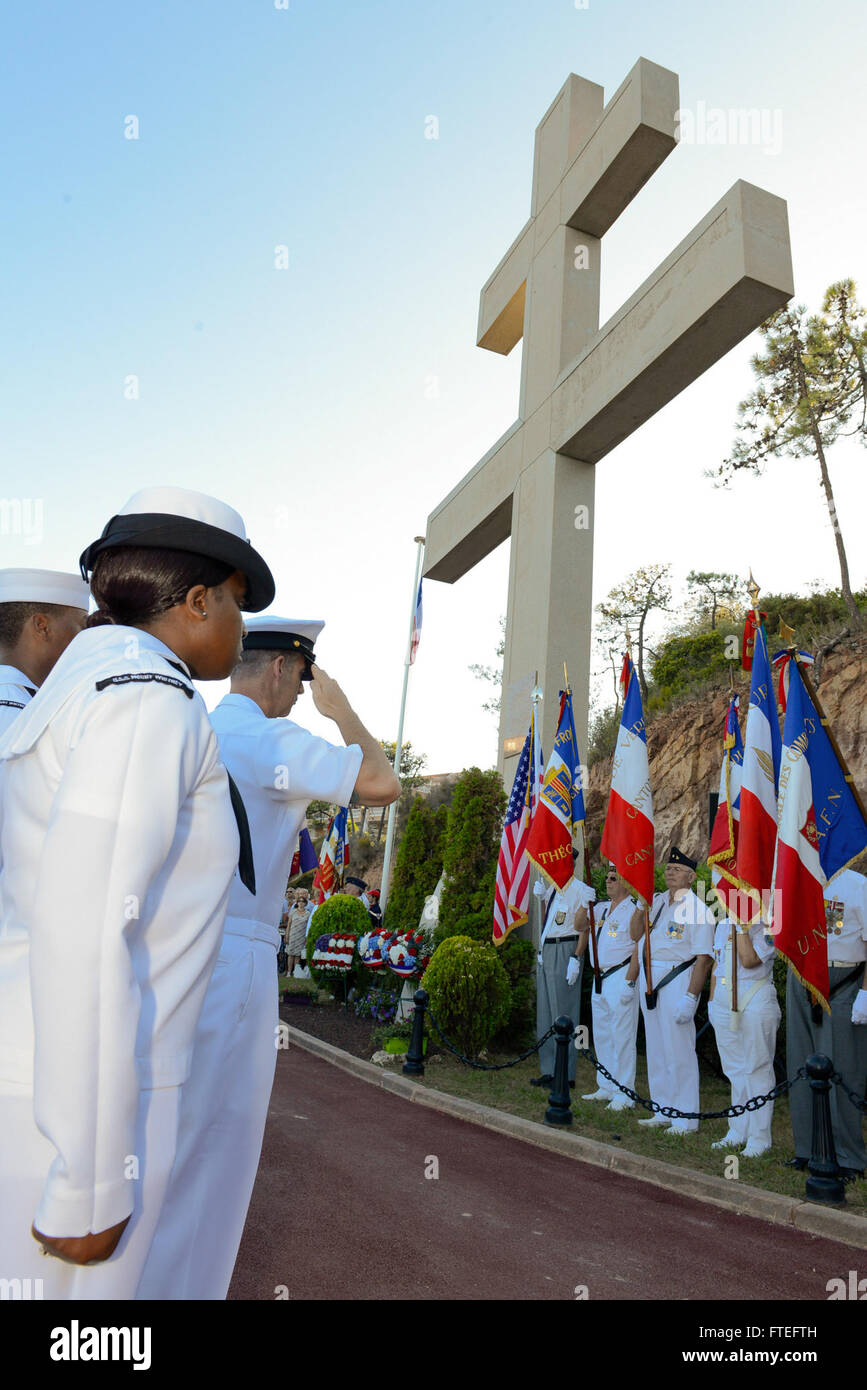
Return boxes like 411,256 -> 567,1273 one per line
95,672 -> 194,699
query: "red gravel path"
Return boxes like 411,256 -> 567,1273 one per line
228,1043 -> 856,1302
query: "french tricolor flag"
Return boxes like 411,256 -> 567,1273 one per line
600,655 -> 654,904
409,579 -> 423,665
772,657 -> 867,1013
707,694 -> 744,916
734,617 -> 781,923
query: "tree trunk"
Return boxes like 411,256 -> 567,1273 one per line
637,606 -> 648,702
797,356 -> 863,629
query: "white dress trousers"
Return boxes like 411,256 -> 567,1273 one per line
707,922 -> 779,1147
139,692 -> 362,1298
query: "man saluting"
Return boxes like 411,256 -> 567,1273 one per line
139,617 -> 399,1299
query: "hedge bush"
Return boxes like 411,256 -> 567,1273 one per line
421,935 -> 511,1060
385,797 -> 448,929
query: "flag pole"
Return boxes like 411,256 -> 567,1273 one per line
568,658 -> 602,994
626,623 -> 654,1005
726,664 -> 739,1016
379,536 -> 426,913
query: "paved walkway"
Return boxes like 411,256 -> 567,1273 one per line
229,1044 -> 855,1301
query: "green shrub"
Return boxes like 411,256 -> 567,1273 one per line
436,768 -> 506,946
422,935 -> 511,1060
305,893 -> 370,990
492,935 -> 536,1049
385,798 -> 448,929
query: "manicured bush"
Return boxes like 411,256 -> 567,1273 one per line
436,767 -> 506,945
421,935 -> 511,1060
385,798 -> 448,929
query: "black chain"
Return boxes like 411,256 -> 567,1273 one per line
422,1007 -> 806,1117
425,1007 -> 555,1071
831,1072 -> 867,1114
577,1041 -> 806,1121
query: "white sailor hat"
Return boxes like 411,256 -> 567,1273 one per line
79,486 -> 275,612
0,568 -> 90,610
243,617 -> 324,680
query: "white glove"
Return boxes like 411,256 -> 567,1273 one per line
574,881 -> 597,910
566,957 -> 581,987
533,879 -> 547,898
673,992 -> 699,1025
851,988 -> 867,1026
619,981 -> 637,1006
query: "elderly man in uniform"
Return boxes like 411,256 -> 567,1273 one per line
628,847 -> 715,1135
785,865 -> 867,1179
530,856 -> 595,1088
0,569 -> 90,736
138,616 -> 400,1298
575,865 -> 639,1110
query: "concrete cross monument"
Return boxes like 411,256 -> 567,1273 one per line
424,58 -> 793,781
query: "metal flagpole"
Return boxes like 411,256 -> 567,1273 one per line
379,536 -> 426,913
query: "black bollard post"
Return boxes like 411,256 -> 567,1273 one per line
402,988 -> 428,1077
544,1016 -> 574,1127
804,1053 -> 845,1206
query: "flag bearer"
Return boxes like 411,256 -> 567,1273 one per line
785,867 -> 867,1178
0,486 -> 274,1297
138,616 -> 400,1299
707,917 -> 779,1157
531,859 -> 595,1088
629,847 -> 714,1134
575,865 -> 639,1110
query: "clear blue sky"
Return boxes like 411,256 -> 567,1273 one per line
2,0 -> 865,772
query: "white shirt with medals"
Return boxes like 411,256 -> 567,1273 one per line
540,877 -> 586,948
138,690 -> 362,1299
0,625 -> 239,1295
644,889 -> 715,970
822,869 -> 867,963
594,897 -> 637,970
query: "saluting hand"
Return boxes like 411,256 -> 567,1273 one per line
308,664 -> 352,723
32,1216 -> 130,1266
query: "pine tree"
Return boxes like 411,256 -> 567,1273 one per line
711,285 -> 867,631
384,798 -> 448,929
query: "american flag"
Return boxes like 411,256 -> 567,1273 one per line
493,708 -> 542,946
409,578 -> 423,664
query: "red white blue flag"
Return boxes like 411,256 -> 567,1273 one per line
734,616 -> 782,924
772,658 -> 867,1012
289,825 -> 318,878
600,655 -> 654,904
493,707 -> 543,945
314,807 -> 349,898
707,695 -> 744,914
409,578 -> 423,665
527,689 -> 585,891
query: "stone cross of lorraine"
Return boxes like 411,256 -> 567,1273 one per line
424,58 -> 793,782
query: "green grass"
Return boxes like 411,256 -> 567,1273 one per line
415,1046 -> 867,1216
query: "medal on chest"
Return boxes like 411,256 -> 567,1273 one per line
554,910 -> 566,926
825,900 -> 844,936
665,918 -> 685,941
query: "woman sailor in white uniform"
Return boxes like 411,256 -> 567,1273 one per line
707,916 -> 779,1157
0,487 -> 274,1297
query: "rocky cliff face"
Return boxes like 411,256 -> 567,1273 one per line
584,633 -> 867,865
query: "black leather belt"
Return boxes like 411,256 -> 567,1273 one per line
545,935 -> 580,945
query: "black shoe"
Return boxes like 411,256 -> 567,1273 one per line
840,1167 -> 865,1181
784,1157 -> 808,1170
569,1081 -> 575,1089
530,1074 -> 554,1087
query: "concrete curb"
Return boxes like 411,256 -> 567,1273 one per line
280,1022 -> 867,1251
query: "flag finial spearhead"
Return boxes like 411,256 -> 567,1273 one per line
746,569 -> 760,611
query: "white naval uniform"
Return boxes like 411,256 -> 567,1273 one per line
138,692 -> 363,1299
0,665 -> 37,874
639,890 -> 715,1132
0,626 -> 239,1298
537,877 -> 588,1081
589,897 -> 639,1100
707,919 -> 779,1148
